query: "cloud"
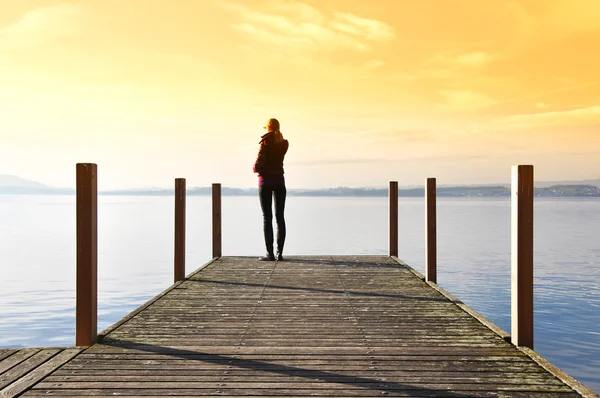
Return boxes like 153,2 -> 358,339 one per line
393,51 -> 496,84
497,80 -> 600,106
430,51 -> 495,68
289,158 -> 386,166
223,1 -> 394,53
331,12 -> 394,42
290,153 -> 492,167
453,52 -> 494,67
344,129 -> 435,144
493,105 -> 600,130
438,89 -> 498,111
540,0 -> 600,35
362,59 -> 385,69
393,69 -> 457,82
392,50 -> 496,84
0,3 -> 84,49
270,0 -> 326,22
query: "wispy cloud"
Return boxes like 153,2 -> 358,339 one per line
438,89 -> 497,111
362,59 -> 385,69
493,105 -> 600,130
496,80 -> 600,105
393,50 -> 495,84
342,129 -> 435,144
393,69 -> 457,82
289,158 -> 387,166
537,0 -> 600,35
290,153 -> 492,166
222,0 -> 394,53
330,12 -> 394,42
429,51 -> 495,68
0,3 -> 84,49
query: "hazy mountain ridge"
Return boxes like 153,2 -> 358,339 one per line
1,175 -> 599,197
0,175 -> 49,189
0,175 -> 73,194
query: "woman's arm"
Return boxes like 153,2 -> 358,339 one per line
253,142 -> 267,174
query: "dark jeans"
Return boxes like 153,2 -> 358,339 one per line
259,182 -> 286,255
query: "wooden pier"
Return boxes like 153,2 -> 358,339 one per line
1,164 -> 597,396
2,256 -> 596,397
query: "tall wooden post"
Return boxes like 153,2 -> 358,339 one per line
426,178 -> 437,283
174,178 -> 186,283
511,165 -> 534,348
389,181 -> 398,257
76,163 -> 97,347
212,183 -> 222,258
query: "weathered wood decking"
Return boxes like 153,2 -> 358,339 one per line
0,347 -> 82,397
4,256 -> 597,397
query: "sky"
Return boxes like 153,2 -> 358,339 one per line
1,0 -> 599,189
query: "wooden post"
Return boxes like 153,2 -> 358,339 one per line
426,178 -> 437,283
76,163 -> 97,347
511,165 -> 534,348
389,181 -> 398,257
212,183 -> 222,258
174,178 -> 186,283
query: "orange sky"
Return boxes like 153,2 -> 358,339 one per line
1,0 -> 599,189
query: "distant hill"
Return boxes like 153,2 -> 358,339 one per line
0,175 -> 73,194
1,175 -> 599,196
290,185 -> 600,197
535,178 -> 600,188
0,175 -> 49,189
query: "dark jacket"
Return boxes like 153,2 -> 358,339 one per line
253,132 -> 289,179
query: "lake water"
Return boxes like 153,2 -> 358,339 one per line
0,194 -> 598,392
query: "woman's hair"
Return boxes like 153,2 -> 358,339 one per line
273,130 -> 284,143
265,118 -> 284,143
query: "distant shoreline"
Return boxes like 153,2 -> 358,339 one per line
1,184 -> 599,197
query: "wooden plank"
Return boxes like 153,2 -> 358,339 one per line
0,350 -> 17,363
30,380 -> 579,391
85,345 -> 537,356
0,349 -> 40,376
69,353 -> 531,361
0,349 -> 60,389
50,368 -> 548,377
44,373 -> 559,382
21,389 -> 583,397
0,348 -> 82,398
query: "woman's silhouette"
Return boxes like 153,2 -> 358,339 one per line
253,118 -> 289,261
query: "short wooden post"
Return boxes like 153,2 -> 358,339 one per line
174,178 -> 186,283
389,181 -> 398,257
212,183 -> 222,258
76,163 -> 97,347
426,178 -> 437,283
511,165 -> 534,348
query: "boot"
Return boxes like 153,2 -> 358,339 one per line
276,234 -> 285,261
259,252 -> 275,261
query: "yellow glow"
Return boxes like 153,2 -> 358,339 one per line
1,0 -> 599,188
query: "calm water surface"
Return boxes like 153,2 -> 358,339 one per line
0,195 -> 598,392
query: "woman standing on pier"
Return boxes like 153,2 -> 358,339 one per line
253,118 -> 289,261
